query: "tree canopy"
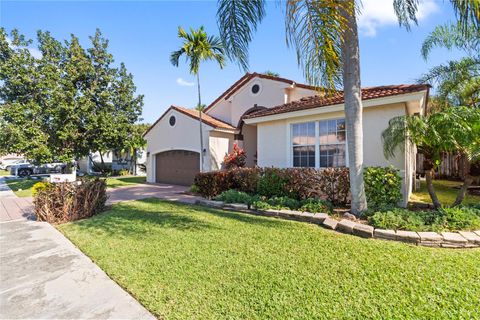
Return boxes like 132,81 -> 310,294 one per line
0,28 -> 144,163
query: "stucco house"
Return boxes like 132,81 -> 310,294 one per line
144,72 -> 429,204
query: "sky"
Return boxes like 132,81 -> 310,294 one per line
0,0 -> 464,124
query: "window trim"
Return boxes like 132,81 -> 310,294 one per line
289,117 -> 348,169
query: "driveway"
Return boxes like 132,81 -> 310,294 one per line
0,178 -> 155,319
107,182 -> 202,205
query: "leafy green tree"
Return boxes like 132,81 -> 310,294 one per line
419,23 -> 480,108
0,28 -> 143,166
216,0 -> 480,215
263,70 -> 279,77
170,26 -> 225,172
382,107 -> 480,209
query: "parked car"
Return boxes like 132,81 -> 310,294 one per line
10,162 -> 35,177
10,161 -> 67,177
0,158 -> 26,171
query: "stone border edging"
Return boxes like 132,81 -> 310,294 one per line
195,199 -> 480,249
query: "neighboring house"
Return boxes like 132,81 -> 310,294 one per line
78,149 -> 147,175
144,72 -> 428,205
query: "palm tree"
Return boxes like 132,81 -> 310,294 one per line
170,26 -> 225,172
216,0 -> 480,215
382,107 -> 480,209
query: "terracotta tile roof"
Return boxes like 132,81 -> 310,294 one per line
144,105 -> 235,136
244,84 -> 430,119
204,72 -> 320,112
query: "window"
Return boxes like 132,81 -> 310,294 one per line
251,84 -> 260,94
319,119 -> 346,167
169,115 -> 176,126
291,119 -> 346,168
292,122 -> 315,167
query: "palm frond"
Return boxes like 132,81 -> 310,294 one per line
170,48 -> 185,67
450,0 -> 480,32
217,0 -> 266,71
421,22 -> 480,59
382,115 -> 409,159
393,0 -> 419,31
285,0 -> 350,89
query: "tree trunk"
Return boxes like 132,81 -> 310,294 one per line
197,72 -> 204,173
99,152 -> 106,174
453,174 -> 473,207
341,3 -> 367,215
425,169 -> 441,209
452,155 -> 473,207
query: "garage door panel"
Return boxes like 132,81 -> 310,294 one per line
155,150 -> 200,185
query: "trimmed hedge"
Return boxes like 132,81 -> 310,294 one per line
195,166 -> 404,209
34,178 -> 107,224
195,167 -> 351,205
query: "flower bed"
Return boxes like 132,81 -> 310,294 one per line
195,198 -> 480,248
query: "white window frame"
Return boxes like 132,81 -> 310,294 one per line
318,118 -> 347,168
289,117 -> 348,169
291,121 -> 316,168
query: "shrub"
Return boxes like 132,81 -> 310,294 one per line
194,168 -> 260,198
257,168 -> 291,198
215,190 -> 257,206
299,198 -> 333,213
316,168 -> 350,205
364,166 -> 402,209
34,178 -> 107,224
368,206 -> 480,232
253,196 -> 300,211
119,169 -> 130,176
223,143 -> 247,169
32,181 -> 48,196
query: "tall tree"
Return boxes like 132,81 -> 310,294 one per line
170,26 -> 225,172
216,0 -> 480,215
0,28 -> 143,164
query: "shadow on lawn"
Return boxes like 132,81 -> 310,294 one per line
72,198 -> 287,236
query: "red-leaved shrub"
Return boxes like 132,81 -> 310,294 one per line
223,143 -> 246,169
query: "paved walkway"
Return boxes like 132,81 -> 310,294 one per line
0,177 -> 34,222
0,179 -> 156,319
107,182 -> 202,205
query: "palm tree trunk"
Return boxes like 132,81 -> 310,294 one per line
197,72 -> 204,173
341,3 -> 367,215
425,169 -> 441,209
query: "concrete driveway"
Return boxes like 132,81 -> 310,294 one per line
106,182 -> 201,205
0,178 -> 156,319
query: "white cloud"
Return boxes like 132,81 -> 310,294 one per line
176,77 -> 195,87
6,36 -> 43,59
357,0 -> 439,37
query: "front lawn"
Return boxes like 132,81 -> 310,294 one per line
58,199 -> 480,319
5,179 -> 37,197
411,179 -> 480,206
105,176 -> 146,188
0,170 -> 11,176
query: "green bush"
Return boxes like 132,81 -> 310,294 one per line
119,169 -> 130,176
32,181 -> 48,196
299,198 -> 333,213
364,166 -> 402,209
257,168 -> 291,198
368,206 -> 480,232
215,190 -> 257,205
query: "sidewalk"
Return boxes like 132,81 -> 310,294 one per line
0,177 -> 34,222
0,178 -> 155,319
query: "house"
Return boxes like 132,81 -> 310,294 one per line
144,72 -> 429,204
77,149 -> 147,175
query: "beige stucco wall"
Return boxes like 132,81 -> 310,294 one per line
144,108 -> 212,182
255,102 -> 415,204
209,131 -> 234,171
207,77 -> 317,128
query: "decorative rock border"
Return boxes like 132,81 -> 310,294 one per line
195,199 -> 480,249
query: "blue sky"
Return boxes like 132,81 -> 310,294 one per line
1,0 -> 463,124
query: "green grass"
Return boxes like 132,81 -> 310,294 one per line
5,179 -> 37,197
0,170 -> 11,176
411,179 -> 480,206
58,199 -> 480,319
4,175 -> 146,197
105,176 -> 146,188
